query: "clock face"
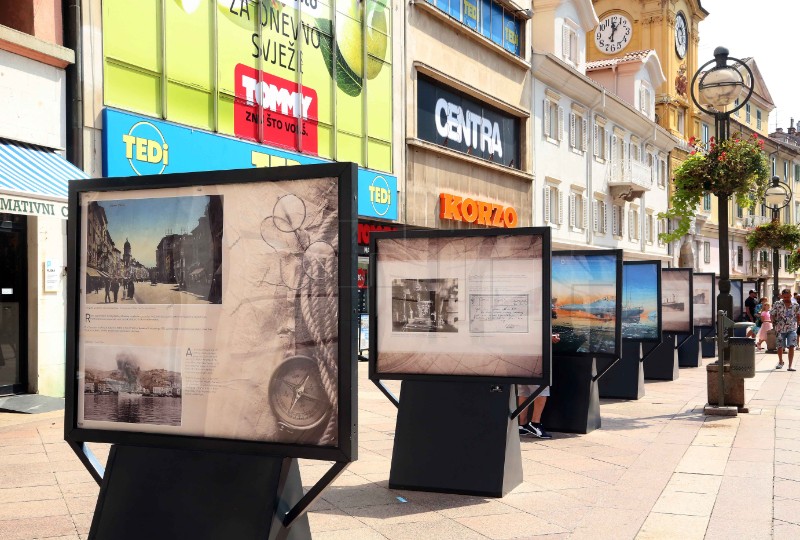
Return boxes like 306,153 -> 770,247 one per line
595,14 -> 632,54
675,12 -> 688,59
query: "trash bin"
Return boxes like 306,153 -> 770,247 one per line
766,329 -> 777,351
733,322 -> 755,338
729,336 -> 756,378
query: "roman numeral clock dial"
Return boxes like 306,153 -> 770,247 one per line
595,14 -> 632,55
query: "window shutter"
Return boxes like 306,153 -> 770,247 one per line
605,131 -> 611,160
582,118 -> 588,151
569,192 -> 576,227
619,207 -> 625,237
628,210 -> 634,238
612,206 -> 618,235
543,100 -> 551,138
562,26 -> 569,60
558,107 -> 565,141
611,135 -> 618,163
582,196 -> 589,229
639,86 -> 646,112
645,215 -> 651,241
603,202 -> 609,233
593,200 -> 599,231
544,186 -> 551,223
593,124 -> 599,156
558,190 -> 564,224
569,113 -> 576,148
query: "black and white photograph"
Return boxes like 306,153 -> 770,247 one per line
391,278 -> 459,333
84,195 -> 223,305
661,269 -> 693,333
82,345 -> 182,426
693,273 -> 715,327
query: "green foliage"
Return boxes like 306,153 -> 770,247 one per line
745,221 -> 800,251
788,249 -> 800,273
659,133 -> 770,244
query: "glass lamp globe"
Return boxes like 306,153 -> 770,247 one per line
698,67 -> 744,109
765,184 -> 790,209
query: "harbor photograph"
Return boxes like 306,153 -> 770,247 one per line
552,252 -> 619,356
621,262 -> 660,341
661,269 -> 692,333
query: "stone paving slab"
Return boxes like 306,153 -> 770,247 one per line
1,353 -> 799,539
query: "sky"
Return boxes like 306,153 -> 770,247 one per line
99,196 -> 211,267
622,263 -> 658,308
698,1 -> 800,133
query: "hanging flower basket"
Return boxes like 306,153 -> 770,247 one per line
745,221 -> 800,251
659,133 -> 770,243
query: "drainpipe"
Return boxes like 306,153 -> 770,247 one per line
64,0 -> 83,169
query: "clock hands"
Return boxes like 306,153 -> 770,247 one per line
609,20 -> 618,42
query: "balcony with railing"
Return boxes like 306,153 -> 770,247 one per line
606,159 -> 653,201
748,260 -> 772,277
741,215 -> 771,229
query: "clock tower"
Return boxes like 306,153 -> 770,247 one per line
589,1 -> 709,143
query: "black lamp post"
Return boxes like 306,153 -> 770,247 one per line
690,47 -> 755,409
765,175 -> 793,301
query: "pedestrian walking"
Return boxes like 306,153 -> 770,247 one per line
769,289 -> 800,371
127,279 -> 135,301
755,302 -> 772,351
104,277 -> 111,303
111,278 -> 120,303
517,333 -> 560,439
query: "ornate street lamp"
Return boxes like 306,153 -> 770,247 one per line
765,175 -> 793,301
690,47 -> 755,410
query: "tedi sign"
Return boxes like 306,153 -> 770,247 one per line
439,193 -> 518,228
417,75 -> 520,168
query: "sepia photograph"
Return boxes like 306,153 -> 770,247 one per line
552,252 -> 620,356
82,345 -> 182,426
661,269 -> 693,333
391,278 -> 459,333
84,195 -> 223,305
621,262 -> 660,341
693,273 -> 715,327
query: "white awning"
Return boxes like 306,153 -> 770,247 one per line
0,137 -> 89,200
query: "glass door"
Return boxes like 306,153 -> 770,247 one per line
0,214 -> 27,394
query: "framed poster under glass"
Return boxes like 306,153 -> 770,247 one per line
621,261 -> 662,341
661,268 -> 693,333
369,228 -> 552,385
693,273 -> 716,327
731,278 -> 744,320
551,250 -> 622,358
65,163 -> 358,462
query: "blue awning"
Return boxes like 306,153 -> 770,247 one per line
0,138 -> 89,199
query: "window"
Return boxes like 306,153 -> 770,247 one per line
593,118 -> 607,160
737,246 -> 744,266
757,109 -> 763,130
795,164 -> 800,182
630,141 -> 641,162
593,199 -> 608,234
786,204 -> 792,224
677,109 -> 685,134
646,213 -> 654,243
543,97 -> 563,142
737,204 -> 743,219
795,202 -> 800,223
639,83 -> 651,117
785,160 -> 789,180
746,104 -> 751,123
544,185 -> 563,225
427,0 -> 523,56
569,191 -> 587,230
701,123 -> 710,145
612,204 -> 625,237
629,208 -> 639,240
772,157 -> 776,177
659,158 -> 667,187
734,98 -> 740,116
569,110 -> 587,152
703,194 -> 712,211
562,22 -> 578,65
703,242 -> 711,264
786,253 -> 791,269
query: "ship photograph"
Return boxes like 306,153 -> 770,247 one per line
661,269 -> 692,333
692,274 -> 715,327
621,263 -> 660,341
552,253 -> 618,356
82,346 -> 182,426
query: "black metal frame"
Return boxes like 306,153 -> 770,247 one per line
662,268 -> 694,335
730,278 -> 744,320
0,214 -> 28,395
694,272 -> 717,329
551,249 -> 623,359
368,227 -> 552,386
621,260 -> 662,343
65,163 -> 359,464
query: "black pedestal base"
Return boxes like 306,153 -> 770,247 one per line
643,333 -> 679,381
677,331 -> 701,368
89,445 -> 310,540
598,341 -> 645,400
700,326 -> 716,358
541,357 -> 600,434
389,381 -> 522,497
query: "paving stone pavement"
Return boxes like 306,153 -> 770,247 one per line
1,352 -> 799,539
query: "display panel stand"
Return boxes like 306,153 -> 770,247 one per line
598,341 -> 646,400
88,445 -> 311,540
541,357 -> 601,434
643,333 -> 680,381
389,380 -> 522,497
699,326 -> 716,358
677,331 -> 702,367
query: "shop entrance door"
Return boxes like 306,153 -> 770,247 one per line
0,214 -> 27,394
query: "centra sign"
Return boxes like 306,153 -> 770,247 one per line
439,193 -> 518,228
